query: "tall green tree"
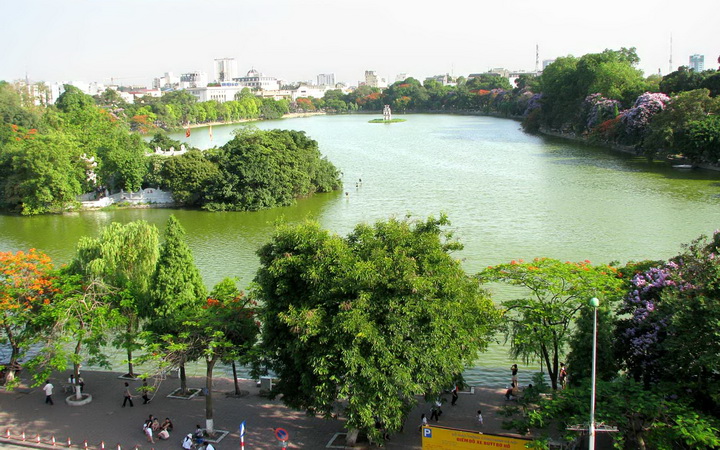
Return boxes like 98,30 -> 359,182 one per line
479,258 -> 624,390
70,221 -> 159,377
254,216 -> 500,443
147,215 -> 207,393
0,132 -> 85,215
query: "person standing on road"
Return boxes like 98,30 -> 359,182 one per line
141,379 -> 150,404
451,386 -> 459,406
43,380 -> 54,405
477,409 -> 484,426
122,382 -> 134,407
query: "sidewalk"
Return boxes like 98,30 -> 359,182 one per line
0,370 -> 521,449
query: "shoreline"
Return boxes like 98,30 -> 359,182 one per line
179,111 -> 326,130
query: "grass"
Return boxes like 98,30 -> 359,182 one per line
368,118 -> 407,124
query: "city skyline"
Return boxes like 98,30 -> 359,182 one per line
1,0 -> 718,88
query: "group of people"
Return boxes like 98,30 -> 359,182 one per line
181,425 -> 215,450
142,414 -> 173,443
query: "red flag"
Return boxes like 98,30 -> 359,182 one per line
185,127 -> 191,138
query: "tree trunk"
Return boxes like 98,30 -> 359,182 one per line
205,357 -> 217,435
180,363 -> 188,395
3,345 -> 19,385
127,348 -> 134,378
74,342 -> 83,400
232,361 -> 240,395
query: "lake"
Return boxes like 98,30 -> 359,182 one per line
2,114 -> 719,385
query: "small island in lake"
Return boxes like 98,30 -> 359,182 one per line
369,105 -> 406,123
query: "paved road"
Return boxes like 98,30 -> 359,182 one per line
0,370 -> 519,449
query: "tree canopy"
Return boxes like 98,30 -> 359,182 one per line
254,216 -> 500,442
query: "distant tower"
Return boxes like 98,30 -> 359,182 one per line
383,105 -> 392,121
535,44 -> 539,73
669,34 -> 673,74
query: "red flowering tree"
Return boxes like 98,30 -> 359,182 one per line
0,249 -> 57,385
478,258 -> 624,389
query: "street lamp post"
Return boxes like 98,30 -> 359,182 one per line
588,297 -> 600,450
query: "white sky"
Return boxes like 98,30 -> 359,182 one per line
1,0 -> 718,87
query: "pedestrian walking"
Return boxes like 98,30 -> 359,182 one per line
477,409 -> 484,426
418,413 -> 428,432
43,380 -> 54,405
451,386 -> 459,406
122,382 -> 134,407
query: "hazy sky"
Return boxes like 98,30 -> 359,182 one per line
1,0 -> 717,87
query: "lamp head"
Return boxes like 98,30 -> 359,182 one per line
589,297 -> 600,308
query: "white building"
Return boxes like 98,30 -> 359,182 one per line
316,73 -> 335,86
395,73 -> 409,83
293,85 -> 329,101
689,54 -> 705,72
180,71 -> 208,89
542,59 -> 556,70
233,69 -> 281,91
152,72 -> 180,90
215,58 -> 238,83
187,84 -> 244,103
48,81 -> 107,104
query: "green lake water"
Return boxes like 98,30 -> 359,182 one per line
2,114 -> 719,385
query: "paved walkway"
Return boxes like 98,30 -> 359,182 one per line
0,370 -> 523,449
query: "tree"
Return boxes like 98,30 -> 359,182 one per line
565,300 -> 618,386
479,258 -> 624,390
198,278 -> 259,434
0,132 -> 85,215
0,249 -> 57,386
32,270 -> 122,400
160,150 -> 221,206
659,66 -> 706,95
511,379 -> 720,450
204,127 -> 341,211
644,89 -> 720,159
254,216 -> 500,442
97,130 -> 149,192
147,215 -> 207,394
69,221 -> 159,378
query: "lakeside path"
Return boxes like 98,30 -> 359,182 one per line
0,370 -> 526,449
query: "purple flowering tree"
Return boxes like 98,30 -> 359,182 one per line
620,92 -> 670,142
523,93 -> 543,117
616,263 -> 690,386
581,93 -> 621,131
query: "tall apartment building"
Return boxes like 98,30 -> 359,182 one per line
317,73 -> 335,86
364,70 -> 387,88
689,54 -> 705,72
215,58 -> 238,82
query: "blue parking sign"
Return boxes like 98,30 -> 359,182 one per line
423,428 -> 432,438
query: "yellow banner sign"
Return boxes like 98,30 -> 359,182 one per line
422,425 -> 531,450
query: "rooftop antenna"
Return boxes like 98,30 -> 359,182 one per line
535,44 -> 539,73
